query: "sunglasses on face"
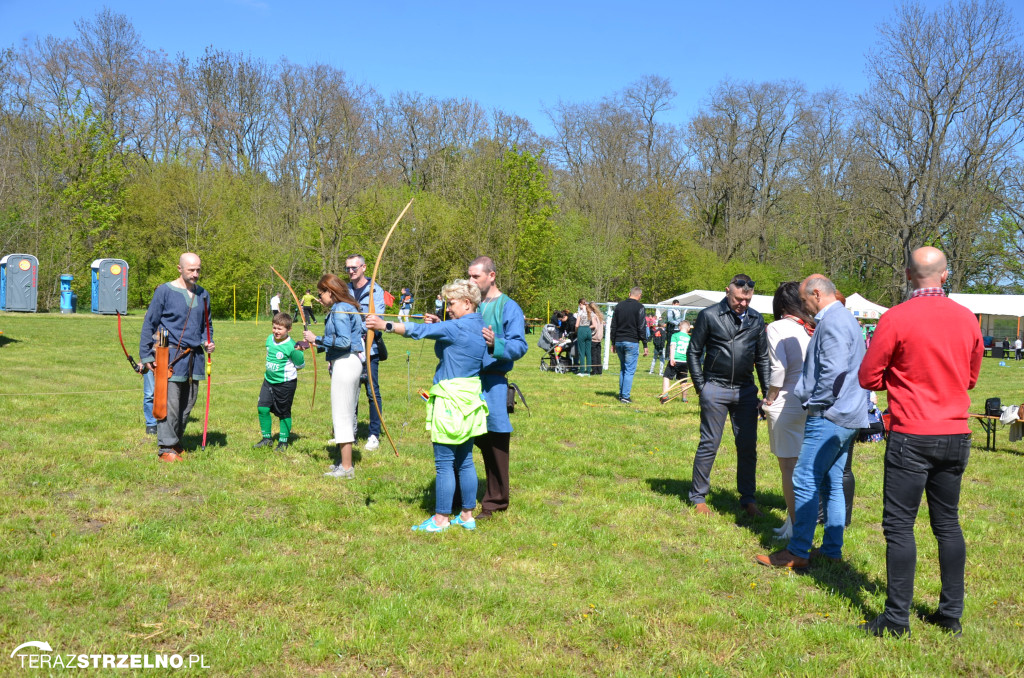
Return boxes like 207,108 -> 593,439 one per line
344,265 -> 363,272
731,280 -> 755,290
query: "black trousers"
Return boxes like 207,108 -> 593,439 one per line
475,431 -> 512,513
689,382 -> 759,506
591,342 -> 603,375
882,431 -> 970,625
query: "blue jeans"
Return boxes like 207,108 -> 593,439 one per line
434,440 -> 477,514
615,341 -> 639,399
143,370 -> 156,427
355,357 -> 382,437
788,416 -> 857,559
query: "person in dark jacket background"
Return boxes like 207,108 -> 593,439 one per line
610,287 -> 648,403
686,274 -> 770,516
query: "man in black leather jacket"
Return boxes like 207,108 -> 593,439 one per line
685,274 -> 770,517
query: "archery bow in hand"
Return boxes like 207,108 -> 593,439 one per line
366,198 -> 414,458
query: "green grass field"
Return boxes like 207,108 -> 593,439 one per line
1,312 -> 1022,676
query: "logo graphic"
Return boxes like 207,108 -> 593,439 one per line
18,259 -> 31,271
110,264 -> 122,275
10,641 -> 52,657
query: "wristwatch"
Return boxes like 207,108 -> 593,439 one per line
385,322 -> 394,333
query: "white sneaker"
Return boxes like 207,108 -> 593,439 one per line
326,465 -> 355,479
324,464 -> 340,476
772,516 -> 793,540
364,435 -> 380,451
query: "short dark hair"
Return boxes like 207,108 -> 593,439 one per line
729,274 -> 753,288
272,312 -> 293,330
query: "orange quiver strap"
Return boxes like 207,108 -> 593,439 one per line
153,329 -> 170,421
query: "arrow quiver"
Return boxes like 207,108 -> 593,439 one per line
153,329 -> 170,421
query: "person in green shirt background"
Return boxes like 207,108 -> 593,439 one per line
662,320 -> 691,402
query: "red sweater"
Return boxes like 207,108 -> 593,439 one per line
859,295 -> 983,434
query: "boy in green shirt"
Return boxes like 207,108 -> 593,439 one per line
255,313 -> 307,451
661,320 -> 691,403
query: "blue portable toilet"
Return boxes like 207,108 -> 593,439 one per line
0,253 -> 39,312
91,259 -> 129,314
60,274 -> 75,313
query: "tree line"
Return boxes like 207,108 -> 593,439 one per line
1,0 -> 1022,316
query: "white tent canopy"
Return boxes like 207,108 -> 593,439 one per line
844,293 -> 888,320
948,293 -> 1024,318
657,289 -> 774,316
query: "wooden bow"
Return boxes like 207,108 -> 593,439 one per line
366,198 -> 414,457
270,266 -> 318,411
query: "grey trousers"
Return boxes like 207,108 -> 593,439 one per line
689,381 -> 759,506
157,379 -> 199,454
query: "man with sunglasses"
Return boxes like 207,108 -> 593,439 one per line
345,254 -> 386,451
686,274 -> 770,517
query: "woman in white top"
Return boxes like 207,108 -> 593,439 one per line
762,282 -> 815,540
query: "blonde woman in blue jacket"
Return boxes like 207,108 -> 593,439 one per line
366,279 -> 488,532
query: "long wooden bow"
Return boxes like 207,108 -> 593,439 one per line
270,266 -> 318,411
366,198 -> 414,457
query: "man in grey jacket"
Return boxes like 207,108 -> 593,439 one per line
757,274 -> 868,569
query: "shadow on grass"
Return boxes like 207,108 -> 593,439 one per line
182,431 -> 228,450
405,476 -> 487,513
0,334 -> 20,348
648,475 -> 883,616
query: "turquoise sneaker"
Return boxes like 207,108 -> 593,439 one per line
411,517 -> 449,533
451,515 -> 476,531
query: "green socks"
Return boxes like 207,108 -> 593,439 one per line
259,408 -> 292,444
258,407 -> 272,439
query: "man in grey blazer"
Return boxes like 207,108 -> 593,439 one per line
757,275 -> 868,569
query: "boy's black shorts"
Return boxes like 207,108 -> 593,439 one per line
259,379 -> 298,418
663,362 -> 688,381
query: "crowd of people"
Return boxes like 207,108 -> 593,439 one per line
139,253 -> 527,532
138,245 -> 984,637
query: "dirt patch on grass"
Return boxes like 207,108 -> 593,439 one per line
79,518 -> 106,534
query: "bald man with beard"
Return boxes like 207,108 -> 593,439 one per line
856,247 -> 983,638
140,253 -> 215,462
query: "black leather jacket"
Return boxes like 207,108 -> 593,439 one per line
686,298 -> 770,394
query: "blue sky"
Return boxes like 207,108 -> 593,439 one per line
1,0 -> 953,135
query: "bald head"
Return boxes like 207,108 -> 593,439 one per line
176,252 -> 202,289
907,247 -> 948,289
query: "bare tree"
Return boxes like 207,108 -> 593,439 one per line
856,0 -> 1024,294
73,8 -> 143,145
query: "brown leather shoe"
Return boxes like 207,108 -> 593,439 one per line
809,547 -> 842,563
159,451 -> 184,463
474,510 -> 494,521
742,503 -> 763,517
755,549 -> 809,569
694,503 -> 712,516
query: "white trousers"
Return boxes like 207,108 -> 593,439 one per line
328,353 -> 362,444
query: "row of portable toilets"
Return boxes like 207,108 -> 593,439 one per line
0,255 -> 129,314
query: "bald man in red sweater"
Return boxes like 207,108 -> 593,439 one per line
857,246 -> 983,638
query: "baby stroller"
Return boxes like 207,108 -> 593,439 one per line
538,324 -> 573,373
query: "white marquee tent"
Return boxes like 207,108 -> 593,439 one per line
656,290 -> 774,316
948,293 -> 1024,338
844,293 -> 889,320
